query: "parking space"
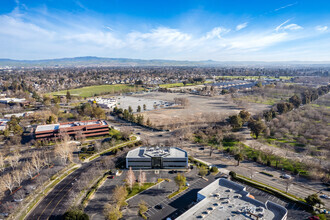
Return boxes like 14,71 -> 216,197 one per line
241,183 -> 310,220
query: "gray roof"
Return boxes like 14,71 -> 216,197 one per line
35,120 -> 107,132
177,178 -> 287,220
126,147 -> 187,159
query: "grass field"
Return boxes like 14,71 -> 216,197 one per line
49,84 -> 142,98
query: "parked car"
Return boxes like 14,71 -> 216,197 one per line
186,182 -> 190,186
14,198 -> 23,202
155,204 -> 163,209
320,194 -> 330,199
107,175 -> 115,179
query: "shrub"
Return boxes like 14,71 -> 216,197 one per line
210,166 -> 218,173
229,171 -> 236,178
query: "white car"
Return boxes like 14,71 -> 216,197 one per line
282,174 -> 291,179
320,194 -> 330,199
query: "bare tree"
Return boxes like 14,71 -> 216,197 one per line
126,167 -> 136,190
1,173 -> 15,193
23,162 -> 36,179
12,151 -> 21,168
12,169 -> 24,187
138,170 -> 146,189
54,133 -> 73,164
0,153 -> 5,172
31,153 -> 44,174
285,178 -> 292,193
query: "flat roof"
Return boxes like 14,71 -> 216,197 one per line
126,146 -> 187,159
177,178 -> 287,220
35,120 -> 108,132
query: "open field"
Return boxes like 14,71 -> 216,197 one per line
130,92 -> 270,129
48,84 -> 142,98
159,81 -> 212,88
233,86 -> 296,105
216,76 -> 294,80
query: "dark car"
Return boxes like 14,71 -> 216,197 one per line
155,204 -> 163,209
107,175 -> 114,179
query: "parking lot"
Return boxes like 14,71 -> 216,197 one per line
124,168 -> 221,220
240,183 -> 311,220
115,95 -> 175,112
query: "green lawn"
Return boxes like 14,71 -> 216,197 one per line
49,84 -> 143,98
127,183 -> 156,199
159,81 -> 211,88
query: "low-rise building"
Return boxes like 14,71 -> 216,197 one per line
0,119 -> 10,131
126,146 -> 188,169
177,178 -> 287,220
34,119 -> 109,140
89,98 -> 117,109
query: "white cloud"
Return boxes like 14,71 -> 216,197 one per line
315,25 -> 328,32
275,20 -> 302,32
204,27 -> 230,39
274,2 -> 298,11
236,22 -> 248,31
283,24 -> 303,30
275,19 -> 290,32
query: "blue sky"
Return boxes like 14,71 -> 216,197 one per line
0,0 -> 329,61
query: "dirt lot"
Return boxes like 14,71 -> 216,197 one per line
131,92 -> 270,130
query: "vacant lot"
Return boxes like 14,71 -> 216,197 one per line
49,84 -> 142,98
131,92 -> 269,129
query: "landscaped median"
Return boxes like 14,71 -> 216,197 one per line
168,186 -> 189,199
82,174 -> 109,206
15,163 -> 81,220
84,135 -> 140,162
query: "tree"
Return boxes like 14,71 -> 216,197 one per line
305,194 -> 324,207
1,173 -> 15,193
23,162 -> 35,179
239,110 -> 251,122
137,105 -> 141,112
126,167 -> 136,190
113,185 -> 127,207
105,204 -> 122,220
138,170 -> 146,189
138,200 -> 148,217
229,115 -> 243,130
234,153 -> 244,166
289,95 -> 301,108
143,104 -> 146,111
12,169 -> 24,187
248,119 -> 266,139
174,173 -> 186,189
54,133 -> 73,164
128,106 -> 133,113
0,153 -> 5,172
63,207 -> 89,220
66,90 -> 71,102
199,167 -> 208,177
31,152 -> 44,174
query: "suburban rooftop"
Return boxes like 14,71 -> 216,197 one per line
35,120 -> 108,132
126,146 -> 188,158
177,178 -> 287,220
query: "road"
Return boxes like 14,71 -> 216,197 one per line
26,157 -> 103,220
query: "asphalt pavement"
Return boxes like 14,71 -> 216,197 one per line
26,159 -> 102,220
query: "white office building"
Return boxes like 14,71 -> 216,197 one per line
126,146 -> 188,169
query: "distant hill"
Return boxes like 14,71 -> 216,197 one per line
0,56 -> 330,68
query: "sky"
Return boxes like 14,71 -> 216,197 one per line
0,0 -> 330,61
